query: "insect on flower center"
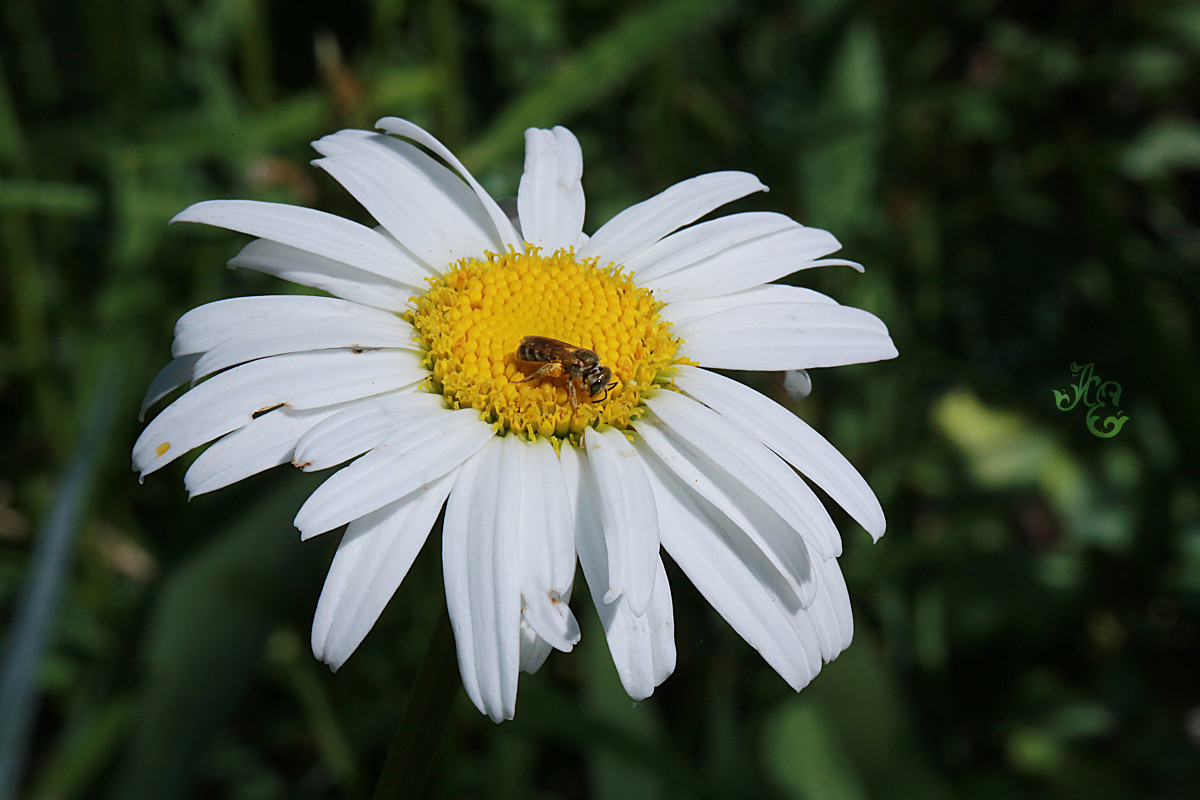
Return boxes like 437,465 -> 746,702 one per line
407,245 -> 680,441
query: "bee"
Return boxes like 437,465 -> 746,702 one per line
515,335 -> 616,406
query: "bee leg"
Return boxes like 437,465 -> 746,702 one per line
517,363 -> 558,384
567,381 -> 579,408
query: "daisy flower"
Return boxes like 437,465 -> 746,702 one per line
134,118 -> 897,723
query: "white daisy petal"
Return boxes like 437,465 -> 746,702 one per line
517,442 -> 581,676
517,564 -> 579,676
674,365 -> 885,539
675,302 -> 899,371
628,211 -> 855,303
291,392 -> 438,473
443,444 -> 522,722
375,116 -> 522,247
625,212 -> 798,280
515,437 -> 581,651
293,407 -> 494,539
191,321 -> 417,381
663,284 -> 837,329
440,449 -> 487,712
139,354 -> 200,419
604,559 -> 675,701
805,258 -> 863,269
313,472 -> 456,670
184,403 -> 346,497
677,296 -> 891,337
644,224 -> 857,302
517,126 -> 586,250
633,418 -> 817,608
173,296 -> 408,357
133,349 -> 426,477
171,199 -> 431,288
645,461 -> 820,688
229,239 -> 415,311
784,369 -> 814,400
581,427 -> 660,616
648,452 -> 854,674
645,389 -> 842,560
518,621 -> 554,675
560,444 -> 675,700
313,130 -> 502,269
813,554 -> 854,655
798,555 -> 854,662
579,171 -> 767,266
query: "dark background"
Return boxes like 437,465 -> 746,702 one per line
2,0 -> 1198,797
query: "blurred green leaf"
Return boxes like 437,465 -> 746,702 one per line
27,700 -> 133,800
1155,4 -> 1200,54
799,637 -> 954,800
111,479 -> 323,800
798,21 -> 886,232
0,61 -> 27,165
0,181 -> 101,215
1122,118 -> 1200,179
764,702 -> 867,800
933,388 -> 1085,501
581,612 -> 665,800
266,631 -> 362,792
463,0 -> 734,167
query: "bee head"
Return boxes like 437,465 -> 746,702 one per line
586,366 -> 614,399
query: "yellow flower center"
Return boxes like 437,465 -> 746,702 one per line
407,245 -> 680,441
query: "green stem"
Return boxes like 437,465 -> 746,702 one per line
0,350 -> 128,799
371,606 -> 459,800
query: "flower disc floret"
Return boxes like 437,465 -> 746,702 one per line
407,245 -> 680,440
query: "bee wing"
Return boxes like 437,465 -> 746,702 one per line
519,336 -> 581,363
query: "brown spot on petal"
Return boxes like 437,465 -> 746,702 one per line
252,402 -> 289,419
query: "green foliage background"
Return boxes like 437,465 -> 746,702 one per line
2,0 -> 1198,797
